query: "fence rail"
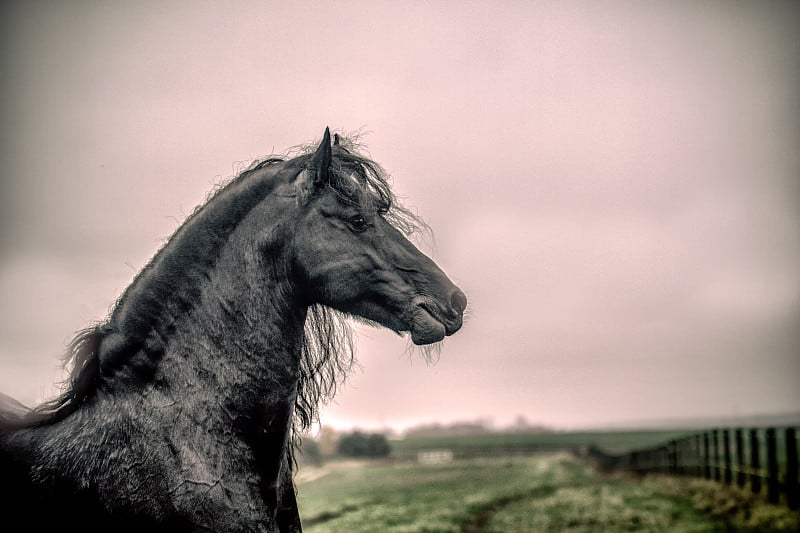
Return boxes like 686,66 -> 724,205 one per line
585,426 -> 799,511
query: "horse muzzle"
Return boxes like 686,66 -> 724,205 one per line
409,289 -> 467,345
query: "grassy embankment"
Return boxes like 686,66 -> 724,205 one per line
297,454 -> 764,532
296,429 -> 799,532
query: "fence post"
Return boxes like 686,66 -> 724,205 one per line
694,434 -> 702,478
785,427 -> 798,511
766,428 -> 779,504
657,445 -> 664,473
735,428 -> 745,488
712,429 -> 721,482
750,429 -> 761,494
679,438 -> 687,475
703,432 -> 711,479
723,429 -> 732,484
669,440 -> 677,475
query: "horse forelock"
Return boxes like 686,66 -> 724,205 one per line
327,148 -> 427,239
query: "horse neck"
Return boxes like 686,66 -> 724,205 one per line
1,221 -> 307,512
157,236 -> 306,421
105,159 -> 304,360
99,191 -> 310,434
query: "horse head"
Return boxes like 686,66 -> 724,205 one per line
288,128 -> 466,345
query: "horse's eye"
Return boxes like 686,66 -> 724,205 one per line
348,215 -> 368,232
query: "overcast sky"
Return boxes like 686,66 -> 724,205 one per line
1,1 -> 798,431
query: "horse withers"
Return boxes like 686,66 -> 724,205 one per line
0,129 -> 466,532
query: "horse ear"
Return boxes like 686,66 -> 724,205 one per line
310,127 -> 332,186
296,128 -> 333,204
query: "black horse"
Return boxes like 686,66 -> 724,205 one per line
0,129 -> 466,532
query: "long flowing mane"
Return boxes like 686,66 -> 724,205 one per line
0,135 -> 426,453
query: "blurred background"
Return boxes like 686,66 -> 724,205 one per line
1,1 -> 798,436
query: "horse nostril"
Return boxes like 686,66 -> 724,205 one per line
450,289 -> 467,315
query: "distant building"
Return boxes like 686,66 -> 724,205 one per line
417,449 -> 454,464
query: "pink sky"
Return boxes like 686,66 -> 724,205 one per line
1,1 -> 798,430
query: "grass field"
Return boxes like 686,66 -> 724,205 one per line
389,430 -> 695,459
388,427 -> 797,473
296,454 -> 752,532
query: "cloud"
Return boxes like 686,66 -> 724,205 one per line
1,1 -> 798,429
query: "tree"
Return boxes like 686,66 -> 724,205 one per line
336,431 -> 391,458
300,437 -> 322,465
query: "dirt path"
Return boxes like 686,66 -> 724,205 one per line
295,459 -> 373,484
460,485 -> 556,533
302,503 -> 363,527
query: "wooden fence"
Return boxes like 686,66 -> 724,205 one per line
585,427 -> 799,511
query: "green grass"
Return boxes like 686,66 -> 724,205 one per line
389,430 -> 696,460
640,475 -> 800,533
486,480 -> 719,533
296,454 -> 738,533
388,427 -> 797,478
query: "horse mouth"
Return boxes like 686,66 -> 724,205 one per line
413,295 -> 469,348
410,304 -> 446,345
354,296 -> 463,346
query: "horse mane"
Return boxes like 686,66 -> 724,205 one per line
1,135 -> 427,449
0,327 -> 103,429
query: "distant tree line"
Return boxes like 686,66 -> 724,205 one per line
299,429 -> 391,464
336,431 -> 391,458
300,438 -> 322,465
403,420 -> 492,438
403,417 -> 553,438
